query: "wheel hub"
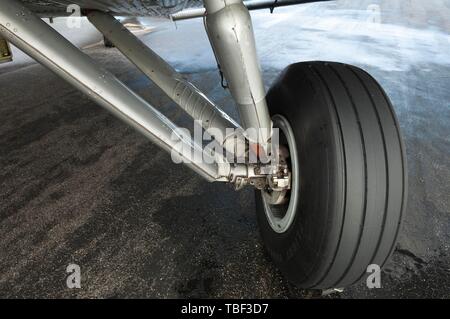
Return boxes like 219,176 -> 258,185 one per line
261,115 -> 300,234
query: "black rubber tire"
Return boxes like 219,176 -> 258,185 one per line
255,61 -> 407,289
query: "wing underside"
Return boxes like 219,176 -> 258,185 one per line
21,0 -> 202,17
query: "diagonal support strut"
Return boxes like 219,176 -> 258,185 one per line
0,0 -> 228,182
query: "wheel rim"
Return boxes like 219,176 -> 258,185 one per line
262,115 -> 300,234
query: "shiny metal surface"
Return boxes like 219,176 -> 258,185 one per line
87,11 -> 245,155
204,0 -> 272,144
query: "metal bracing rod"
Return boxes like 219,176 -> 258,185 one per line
203,0 -> 272,145
0,0 -> 224,182
172,0 -> 332,21
86,11 -> 246,156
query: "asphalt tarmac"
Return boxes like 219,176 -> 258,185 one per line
0,0 -> 449,298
